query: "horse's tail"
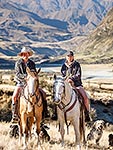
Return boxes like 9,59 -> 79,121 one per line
80,105 -> 86,144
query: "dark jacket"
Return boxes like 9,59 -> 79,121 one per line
61,60 -> 82,87
14,58 -> 36,84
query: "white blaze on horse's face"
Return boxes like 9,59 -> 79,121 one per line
53,79 -> 64,104
27,76 -> 36,96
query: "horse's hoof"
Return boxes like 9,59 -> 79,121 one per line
23,146 -> 28,150
76,144 -> 81,150
61,142 -> 64,147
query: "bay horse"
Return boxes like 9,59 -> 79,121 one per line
19,67 -> 43,149
53,75 -> 85,150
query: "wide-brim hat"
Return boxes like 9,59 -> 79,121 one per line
18,47 -> 33,56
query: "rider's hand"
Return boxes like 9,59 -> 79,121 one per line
67,78 -> 74,86
24,77 -> 28,82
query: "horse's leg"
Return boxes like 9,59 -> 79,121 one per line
35,113 -> 42,145
21,113 -> 27,149
72,119 -> 81,150
19,120 -> 23,146
28,117 -> 34,142
59,119 -> 65,146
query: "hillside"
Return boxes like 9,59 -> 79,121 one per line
0,0 -> 113,60
76,7 -> 113,64
10,0 -> 113,36
0,1 -> 69,57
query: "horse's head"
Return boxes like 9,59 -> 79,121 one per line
53,75 -> 65,104
26,67 -> 41,97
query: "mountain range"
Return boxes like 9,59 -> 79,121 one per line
76,7 -> 113,64
0,0 -> 113,67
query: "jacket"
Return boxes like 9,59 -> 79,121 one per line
14,58 -> 36,84
61,60 -> 82,87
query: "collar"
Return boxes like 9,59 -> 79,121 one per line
65,60 -> 75,68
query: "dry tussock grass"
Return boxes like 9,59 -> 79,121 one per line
0,121 -> 112,150
0,66 -> 113,149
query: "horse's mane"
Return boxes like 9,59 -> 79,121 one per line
64,80 -> 73,101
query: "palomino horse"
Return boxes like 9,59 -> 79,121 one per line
19,67 -> 43,149
53,75 -> 85,150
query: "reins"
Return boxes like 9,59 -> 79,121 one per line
58,89 -> 77,134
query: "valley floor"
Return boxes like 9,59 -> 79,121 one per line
40,63 -> 113,80
0,64 -> 113,149
0,121 -> 112,150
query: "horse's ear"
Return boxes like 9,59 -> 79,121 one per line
37,68 -> 41,74
53,74 -> 56,80
26,67 -> 36,77
26,67 -> 31,74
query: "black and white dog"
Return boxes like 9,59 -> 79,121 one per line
108,134 -> 113,147
9,124 -> 19,138
87,120 -> 105,146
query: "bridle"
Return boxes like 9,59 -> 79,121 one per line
54,78 -> 78,132
54,79 -> 73,109
24,77 -> 42,107
53,80 -> 65,103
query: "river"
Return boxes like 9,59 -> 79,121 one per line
40,63 -> 113,80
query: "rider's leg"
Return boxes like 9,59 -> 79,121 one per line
68,79 -> 90,122
76,86 -> 90,111
76,86 -> 91,122
12,86 -> 21,123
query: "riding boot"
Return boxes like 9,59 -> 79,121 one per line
51,105 -> 57,120
12,101 -> 19,123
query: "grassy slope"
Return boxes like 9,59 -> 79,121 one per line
75,8 -> 113,64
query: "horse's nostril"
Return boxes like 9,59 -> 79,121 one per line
53,99 -> 56,103
53,98 -> 60,105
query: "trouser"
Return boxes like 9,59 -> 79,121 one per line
12,86 -> 22,117
12,86 -> 22,104
76,86 -> 90,112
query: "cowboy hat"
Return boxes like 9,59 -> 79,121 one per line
18,47 -> 33,56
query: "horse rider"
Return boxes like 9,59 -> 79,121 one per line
52,51 -> 90,122
12,47 -> 49,123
